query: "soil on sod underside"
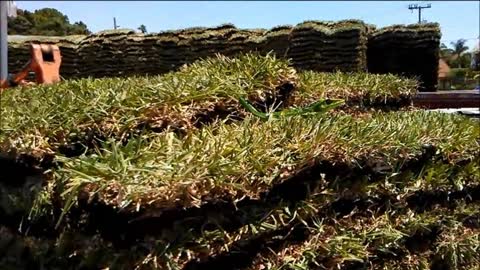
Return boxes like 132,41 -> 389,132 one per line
1,140 -> 479,270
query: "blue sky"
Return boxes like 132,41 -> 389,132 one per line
17,1 -> 480,51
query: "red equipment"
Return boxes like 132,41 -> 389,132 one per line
0,44 -> 61,91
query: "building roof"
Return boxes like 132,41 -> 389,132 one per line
438,58 -> 451,79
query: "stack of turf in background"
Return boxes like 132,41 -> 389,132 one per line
222,28 -> 264,57
76,29 -> 138,78
145,30 -> 193,74
57,38 -> 82,78
287,20 -> 370,72
122,33 -> 170,76
143,25 -> 264,74
181,24 -> 260,64
6,20 -> 441,91
367,23 -> 441,92
258,25 -> 292,57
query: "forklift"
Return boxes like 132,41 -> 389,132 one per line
0,43 -> 62,91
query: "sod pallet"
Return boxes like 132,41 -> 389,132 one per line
0,54 -> 297,160
0,54 -> 419,164
258,25 -> 293,57
76,29 -> 144,78
2,167 -> 479,270
367,23 -> 441,92
287,20 -> 370,72
50,111 -> 479,213
74,26 -> 265,78
183,166 -> 480,270
202,200 -> 480,270
181,24 -> 261,63
6,21 -> 441,91
0,111 -> 478,270
0,55 -> 476,270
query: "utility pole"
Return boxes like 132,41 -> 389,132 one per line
408,3 -> 431,24
0,1 -> 8,81
113,17 -> 119,30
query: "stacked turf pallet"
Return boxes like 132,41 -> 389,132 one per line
6,21 -> 441,91
367,23 -> 441,92
258,25 -> 293,57
287,20 -> 370,72
223,28 -> 264,57
76,29 -> 139,78
139,25 -> 262,75
180,24 -> 262,64
72,25 -> 266,78
146,30 -> 193,74
1,54 -> 479,270
5,20 -> 372,77
0,54 -> 418,161
0,54 -> 298,159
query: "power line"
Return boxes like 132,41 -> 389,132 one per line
408,3 -> 431,24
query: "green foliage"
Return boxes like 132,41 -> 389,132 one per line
7,8 -> 91,36
448,68 -> 479,89
472,50 -> 480,71
450,53 -> 473,69
449,68 -> 469,78
442,39 -> 473,69
440,43 -> 453,59
0,53 -> 294,153
450,39 -> 469,56
138,24 -> 147,34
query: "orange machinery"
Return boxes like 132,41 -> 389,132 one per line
0,43 -> 62,91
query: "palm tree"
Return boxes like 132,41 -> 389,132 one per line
138,24 -> 147,34
450,39 -> 469,67
440,43 -> 453,59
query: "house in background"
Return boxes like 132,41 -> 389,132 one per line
438,58 -> 451,90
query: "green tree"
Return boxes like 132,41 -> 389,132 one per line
440,42 -> 453,59
8,8 -> 91,36
138,24 -> 147,34
449,39 -> 469,68
450,39 -> 469,56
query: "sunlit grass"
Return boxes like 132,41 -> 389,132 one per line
53,111 -> 479,213
0,53 -> 418,157
1,51 -> 476,270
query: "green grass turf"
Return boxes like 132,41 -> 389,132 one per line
0,54 -> 417,158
